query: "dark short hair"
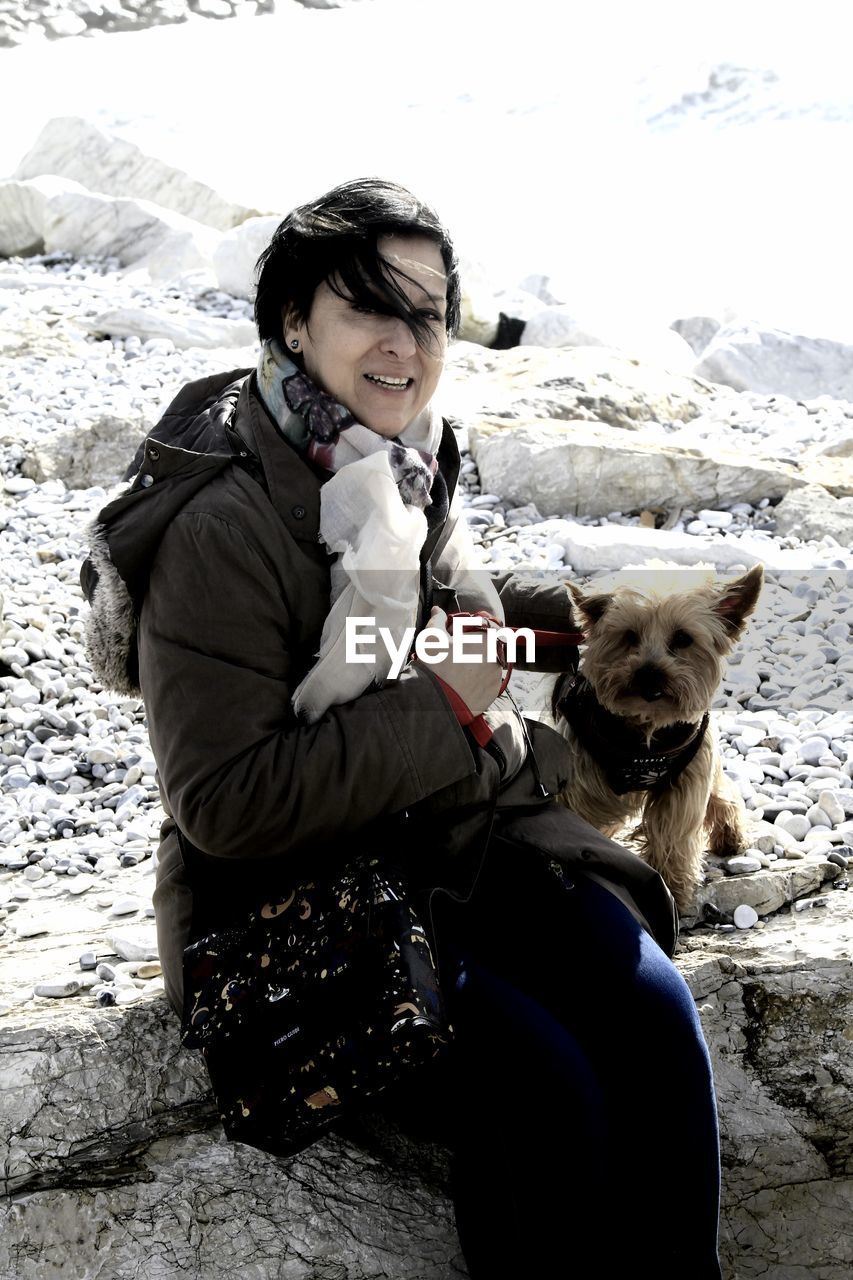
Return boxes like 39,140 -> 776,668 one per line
253,178 -> 460,352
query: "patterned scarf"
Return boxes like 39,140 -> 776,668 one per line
256,337 -> 445,723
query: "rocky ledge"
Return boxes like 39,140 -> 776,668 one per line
1,877 -> 850,1279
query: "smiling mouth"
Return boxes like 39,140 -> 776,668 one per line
364,374 -> 413,391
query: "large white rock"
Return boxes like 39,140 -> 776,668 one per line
22,413 -> 155,489
543,520 -> 809,574
74,307 -> 257,351
521,303 -> 696,373
443,343 -> 716,431
0,176 -> 87,257
43,190 -> 220,281
694,322 -> 853,400
14,117 -> 258,231
212,214 -> 281,300
467,416 -> 827,521
773,484 -> 853,545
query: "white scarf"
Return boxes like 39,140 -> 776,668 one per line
256,339 -> 444,723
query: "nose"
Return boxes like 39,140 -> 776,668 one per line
628,664 -> 668,702
379,315 -> 417,359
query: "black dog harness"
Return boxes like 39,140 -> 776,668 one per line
554,672 -> 709,795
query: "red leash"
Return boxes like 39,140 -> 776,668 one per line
426,611 -> 585,746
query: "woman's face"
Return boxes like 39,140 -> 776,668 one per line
284,234 -> 448,438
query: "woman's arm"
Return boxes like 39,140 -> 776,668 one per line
138,508 -> 477,862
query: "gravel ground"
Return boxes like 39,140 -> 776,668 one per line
1,253 -> 851,1012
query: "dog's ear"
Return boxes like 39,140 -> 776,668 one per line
714,564 -> 764,638
567,583 -> 612,627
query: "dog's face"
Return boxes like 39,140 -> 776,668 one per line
566,564 -> 764,729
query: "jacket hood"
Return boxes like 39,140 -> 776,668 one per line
81,369 -> 251,695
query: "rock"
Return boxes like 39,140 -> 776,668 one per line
773,484 -> 853,545
14,117 -> 258,231
106,929 -> 159,962
444,343 -> 712,431
22,412 -> 154,488
776,813 -> 811,841
0,176 -> 88,256
467,417 -> 850,522
670,315 -> 721,357
724,854 -> 763,875
694,322 -> 853,400
33,979 -> 82,998
43,190 -> 219,281
678,894 -> 853,1278
2,890 -> 852,1279
533,521 -> 772,575
521,305 -> 696,372
75,306 -> 257,351
733,904 -> 759,929
212,214 -> 281,299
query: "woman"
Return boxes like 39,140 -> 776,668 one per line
82,179 -> 722,1278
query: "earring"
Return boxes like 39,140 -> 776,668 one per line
290,339 -> 300,350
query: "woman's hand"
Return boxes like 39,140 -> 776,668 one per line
422,606 -> 505,717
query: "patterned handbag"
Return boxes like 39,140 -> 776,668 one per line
180,852 -> 452,1159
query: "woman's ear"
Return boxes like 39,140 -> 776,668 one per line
282,307 -> 303,353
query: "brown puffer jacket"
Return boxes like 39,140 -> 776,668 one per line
82,370 -> 677,1017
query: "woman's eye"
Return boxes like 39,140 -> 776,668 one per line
670,630 -> 693,650
420,310 -> 443,323
352,304 -> 378,316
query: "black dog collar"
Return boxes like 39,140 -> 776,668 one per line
554,672 -> 709,796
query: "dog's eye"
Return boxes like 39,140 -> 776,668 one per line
670,630 -> 693,650
624,629 -> 639,646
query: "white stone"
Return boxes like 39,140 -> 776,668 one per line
43,190 -> 220,281
106,929 -> 159,962
733,904 -> 759,929
695,322 -> 853,401
213,214 -> 284,300
75,307 -> 257,351
467,418 -> 847,527
15,117 -> 257,231
818,791 -> 846,825
724,855 -> 763,874
0,176 -> 88,256
773,484 -> 853,545
698,509 -> 734,527
33,979 -> 82,999
776,813 -> 812,841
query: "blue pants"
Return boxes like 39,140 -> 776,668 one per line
434,836 -> 723,1279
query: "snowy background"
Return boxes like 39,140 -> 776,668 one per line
2,0 -> 853,339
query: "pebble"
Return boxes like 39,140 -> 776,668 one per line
110,896 -> 142,916
12,918 -> 50,938
733,904 -> 759,929
818,790 -> 845,825
776,814 -> 811,841
793,896 -> 830,912
107,930 -> 159,962
724,855 -> 763,875
34,978 -> 82,998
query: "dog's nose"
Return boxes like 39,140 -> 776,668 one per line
629,664 -> 668,702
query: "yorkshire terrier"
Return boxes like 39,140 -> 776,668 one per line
551,563 -> 764,912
